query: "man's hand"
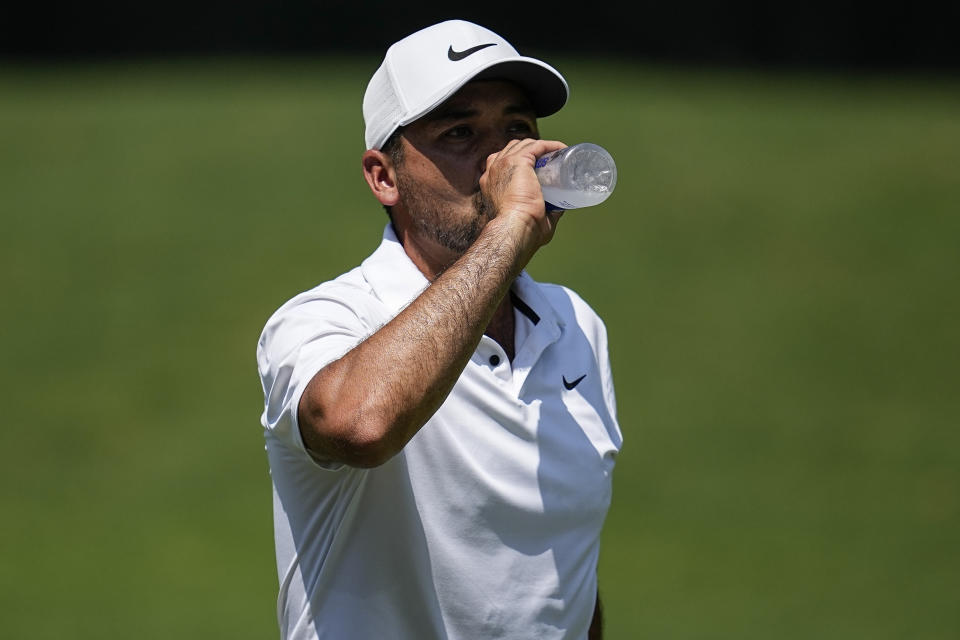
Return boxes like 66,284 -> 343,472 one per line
478,138 -> 567,259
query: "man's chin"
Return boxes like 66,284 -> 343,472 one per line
416,207 -> 489,256
436,226 -> 481,255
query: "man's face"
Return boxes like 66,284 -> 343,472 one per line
393,80 -> 539,255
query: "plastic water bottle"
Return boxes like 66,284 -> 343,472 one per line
535,142 -> 618,210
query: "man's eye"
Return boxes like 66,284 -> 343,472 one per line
445,126 -> 472,139
509,122 -> 534,136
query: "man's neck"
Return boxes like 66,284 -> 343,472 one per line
484,296 -> 516,363
391,220 -> 460,282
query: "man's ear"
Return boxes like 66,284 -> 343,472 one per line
362,150 -> 399,207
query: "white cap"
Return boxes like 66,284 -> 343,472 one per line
363,19 -> 569,150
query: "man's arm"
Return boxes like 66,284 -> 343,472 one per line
297,138 -> 564,468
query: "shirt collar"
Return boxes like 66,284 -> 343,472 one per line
512,270 -> 564,332
360,223 -> 431,313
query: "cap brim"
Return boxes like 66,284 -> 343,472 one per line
471,57 -> 569,117
398,56 -> 569,130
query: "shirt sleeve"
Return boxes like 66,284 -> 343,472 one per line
256,287 -> 380,462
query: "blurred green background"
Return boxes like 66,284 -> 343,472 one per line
1,58 -> 958,638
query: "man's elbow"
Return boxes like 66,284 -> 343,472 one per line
330,422 -> 399,468
298,401 -> 399,469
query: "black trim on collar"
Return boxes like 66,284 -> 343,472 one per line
510,290 -> 540,325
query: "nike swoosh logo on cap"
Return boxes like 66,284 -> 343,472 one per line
563,374 -> 587,390
447,43 -> 497,61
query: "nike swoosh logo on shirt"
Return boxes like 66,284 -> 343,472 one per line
447,43 -> 497,61
563,374 -> 587,390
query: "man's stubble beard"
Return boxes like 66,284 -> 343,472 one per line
398,171 -> 493,256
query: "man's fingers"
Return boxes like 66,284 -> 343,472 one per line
484,138 -> 528,170
486,138 -> 564,167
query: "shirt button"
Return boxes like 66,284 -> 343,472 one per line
489,355 -> 501,367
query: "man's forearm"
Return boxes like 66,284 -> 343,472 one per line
297,216 -> 533,467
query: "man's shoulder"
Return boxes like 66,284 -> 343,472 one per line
257,264 -> 383,350
521,277 -> 612,359
535,280 -> 592,307
269,265 -> 373,320
529,279 -> 606,325
262,225 -> 400,328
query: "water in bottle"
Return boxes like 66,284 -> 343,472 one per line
534,142 -> 618,210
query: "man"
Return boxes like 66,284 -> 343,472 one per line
257,19 -> 622,639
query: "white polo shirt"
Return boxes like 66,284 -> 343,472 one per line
257,224 -> 622,640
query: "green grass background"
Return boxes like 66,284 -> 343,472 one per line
1,57 -> 958,638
